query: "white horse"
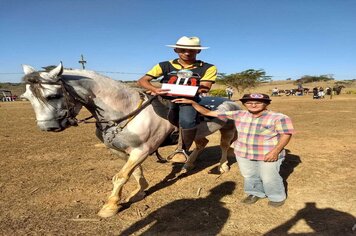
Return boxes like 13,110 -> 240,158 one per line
21,63 -> 240,218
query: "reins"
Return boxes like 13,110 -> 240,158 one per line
77,93 -> 157,129
26,76 -> 157,130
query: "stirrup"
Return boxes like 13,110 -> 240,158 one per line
166,149 -> 189,163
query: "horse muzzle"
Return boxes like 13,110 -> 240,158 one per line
37,108 -> 80,131
37,116 -> 73,132
37,119 -> 65,132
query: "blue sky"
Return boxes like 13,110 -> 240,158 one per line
1,0 -> 355,82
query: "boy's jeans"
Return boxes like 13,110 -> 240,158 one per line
237,157 -> 286,202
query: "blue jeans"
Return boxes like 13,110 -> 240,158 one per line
237,157 -> 286,202
169,97 -> 200,129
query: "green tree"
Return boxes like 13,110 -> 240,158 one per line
216,72 -> 226,83
220,69 -> 271,94
295,74 -> 334,84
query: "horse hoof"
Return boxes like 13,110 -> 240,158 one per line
97,204 -> 119,218
219,164 -> 230,173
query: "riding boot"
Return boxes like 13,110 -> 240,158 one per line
167,127 -> 197,163
181,127 -> 197,151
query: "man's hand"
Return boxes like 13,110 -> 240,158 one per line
198,82 -> 212,94
151,88 -> 170,95
138,75 -> 169,95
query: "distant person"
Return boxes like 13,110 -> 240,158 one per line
173,93 -> 295,207
271,87 -> 279,96
313,87 -> 319,99
137,36 -> 217,163
225,86 -> 234,99
318,87 -> 325,98
297,83 -> 304,96
325,87 -> 332,96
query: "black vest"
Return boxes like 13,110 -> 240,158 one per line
159,59 -> 214,86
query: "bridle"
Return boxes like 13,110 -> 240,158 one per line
77,90 -> 157,130
28,78 -> 157,129
26,79 -> 80,125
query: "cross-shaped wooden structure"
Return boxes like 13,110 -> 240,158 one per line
78,54 -> 87,69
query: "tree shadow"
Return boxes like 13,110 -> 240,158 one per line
144,145 -> 236,197
264,202 -> 356,235
280,149 -> 302,195
119,181 -> 236,236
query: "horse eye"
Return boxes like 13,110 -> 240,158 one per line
46,94 -> 62,100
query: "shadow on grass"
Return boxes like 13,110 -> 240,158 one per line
264,202 -> 356,235
119,181 -> 236,236
144,145 -> 235,198
280,149 -> 302,195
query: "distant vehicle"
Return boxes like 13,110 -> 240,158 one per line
0,89 -> 17,101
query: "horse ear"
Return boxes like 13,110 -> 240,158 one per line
22,65 -> 36,75
48,62 -> 64,79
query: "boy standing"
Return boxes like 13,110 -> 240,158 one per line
173,93 -> 294,207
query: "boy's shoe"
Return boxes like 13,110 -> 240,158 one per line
241,195 -> 261,204
268,200 -> 285,207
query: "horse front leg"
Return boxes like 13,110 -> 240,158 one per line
219,129 -> 236,173
125,165 -> 149,203
97,149 -> 148,218
182,137 -> 209,172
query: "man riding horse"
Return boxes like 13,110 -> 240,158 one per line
21,62 -> 239,218
137,36 -> 217,163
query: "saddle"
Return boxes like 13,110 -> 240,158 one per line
150,95 -> 230,147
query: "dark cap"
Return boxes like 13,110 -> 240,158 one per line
239,93 -> 271,102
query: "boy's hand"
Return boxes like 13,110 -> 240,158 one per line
264,150 -> 279,162
172,98 -> 194,104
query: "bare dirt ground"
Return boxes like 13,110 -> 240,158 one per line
1,93 -> 355,235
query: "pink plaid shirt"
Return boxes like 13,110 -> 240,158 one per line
218,110 -> 295,160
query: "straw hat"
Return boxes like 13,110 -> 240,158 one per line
166,36 -> 209,50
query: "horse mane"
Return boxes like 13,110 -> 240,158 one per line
22,72 -> 48,103
22,67 -> 144,105
61,69 -> 144,103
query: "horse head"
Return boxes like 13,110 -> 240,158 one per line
21,62 -> 83,132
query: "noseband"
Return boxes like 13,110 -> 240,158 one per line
26,79 -> 80,126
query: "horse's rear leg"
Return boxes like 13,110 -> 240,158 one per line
219,129 -> 236,173
125,165 -> 149,203
183,137 -> 209,172
97,149 -> 148,218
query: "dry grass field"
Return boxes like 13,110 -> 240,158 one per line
0,81 -> 355,235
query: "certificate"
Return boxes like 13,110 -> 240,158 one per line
161,83 -> 199,97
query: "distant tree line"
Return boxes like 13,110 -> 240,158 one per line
217,69 -> 271,94
294,74 -> 334,84
216,69 -> 355,94
334,79 -> 356,86
0,82 -> 26,96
